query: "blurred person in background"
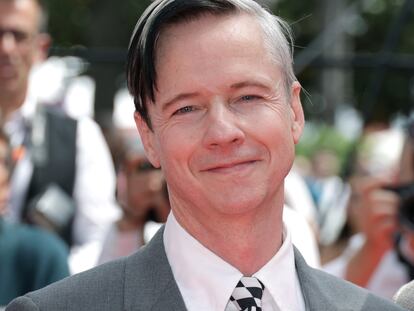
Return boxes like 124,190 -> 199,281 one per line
308,148 -> 352,255
323,122 -> 414,299
0,129 -> 69,307
0,0 -> 119,274
284,166 -> 321,268
307,149 -> 347,216
98,124 -> 170,264
285,164 -> 319,234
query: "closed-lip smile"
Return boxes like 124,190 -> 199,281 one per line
202,159 -> 258,173
0,63 -> 16,79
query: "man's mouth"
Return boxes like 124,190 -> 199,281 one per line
0,63 -> 17,79
0,59 -> 17,79
202,159 -> 259,173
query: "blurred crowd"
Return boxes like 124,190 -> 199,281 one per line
1,0 -> 414,307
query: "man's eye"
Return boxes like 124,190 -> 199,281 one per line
240,95 -> 260,101
0,29 -> 30,43
173,106 -> 195,115
13,30 -> 29,42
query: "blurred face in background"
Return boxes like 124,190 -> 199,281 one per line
345,129 -> 405,235
117,154 -> 169,223
0,0 -> 49,111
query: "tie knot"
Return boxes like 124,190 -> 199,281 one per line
230,277 -> 265,311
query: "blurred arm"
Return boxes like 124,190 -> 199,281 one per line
345,178 -> 399,287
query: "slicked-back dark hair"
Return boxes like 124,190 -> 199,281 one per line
126,0 -> 296,128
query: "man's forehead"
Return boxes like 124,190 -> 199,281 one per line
153,14 -> 275,85
157,12 -> 258,44
0,0 -> 39,10
0,0 -> 41,28
154,13 -> 267,71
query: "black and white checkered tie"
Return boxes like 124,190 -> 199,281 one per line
229,277 -> 265,311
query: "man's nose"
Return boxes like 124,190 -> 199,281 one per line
0,32 -> 17,53
202,102 -> 245,149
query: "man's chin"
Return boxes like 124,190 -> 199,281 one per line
0,64 -> 18,79
211,195 -> 267,216
0,81 -> 22,99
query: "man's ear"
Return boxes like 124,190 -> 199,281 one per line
289,81 -> 305,144
34,33 -> 51,63
134,112 -> 161,168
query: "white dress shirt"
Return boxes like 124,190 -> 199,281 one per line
164,212 -> 306,311
5,97 -> 120,274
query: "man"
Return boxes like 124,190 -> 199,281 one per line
0,0 -> 119,274
6,0 -> 405,310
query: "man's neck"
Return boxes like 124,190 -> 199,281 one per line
173,196 -> 285,276
0,93 -> 25,122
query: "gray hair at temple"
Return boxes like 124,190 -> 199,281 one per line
126,0 -> 297,128
33,0 -> 49,33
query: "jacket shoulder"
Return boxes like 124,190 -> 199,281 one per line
7,229 -> 171,311
310,268 -> 404,310
7,257 -> 128,311
294,248 -> 404,310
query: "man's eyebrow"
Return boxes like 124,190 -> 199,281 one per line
160,92 -> 200,112
159,80 -> 273,110
230,80 -> 273,91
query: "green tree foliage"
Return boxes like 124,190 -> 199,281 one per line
273,0 -> 414,124
43,0 -> 414,123
43,0 -> 152,47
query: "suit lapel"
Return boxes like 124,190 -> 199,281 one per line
123,227 -> 187,311
123,229 -> 342,311
294,247 -> 337,311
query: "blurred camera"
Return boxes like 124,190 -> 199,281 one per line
386,183 -> 414,231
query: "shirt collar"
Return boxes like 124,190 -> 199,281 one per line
4,96 -> 36,141
164,210 -> 303,311
254,222 -> 304,311
164,212 -> 241,311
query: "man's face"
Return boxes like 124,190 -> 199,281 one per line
136,13 -> 304,225
118,155 -> 166,220
0,0 -> 48,106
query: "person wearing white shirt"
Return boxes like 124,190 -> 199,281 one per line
6,1 -> 405,310
0,0 -> 119,274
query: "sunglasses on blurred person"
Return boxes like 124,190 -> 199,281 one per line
125,157 -> 158,174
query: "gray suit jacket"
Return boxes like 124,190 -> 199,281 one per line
7,228 -> 405,311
